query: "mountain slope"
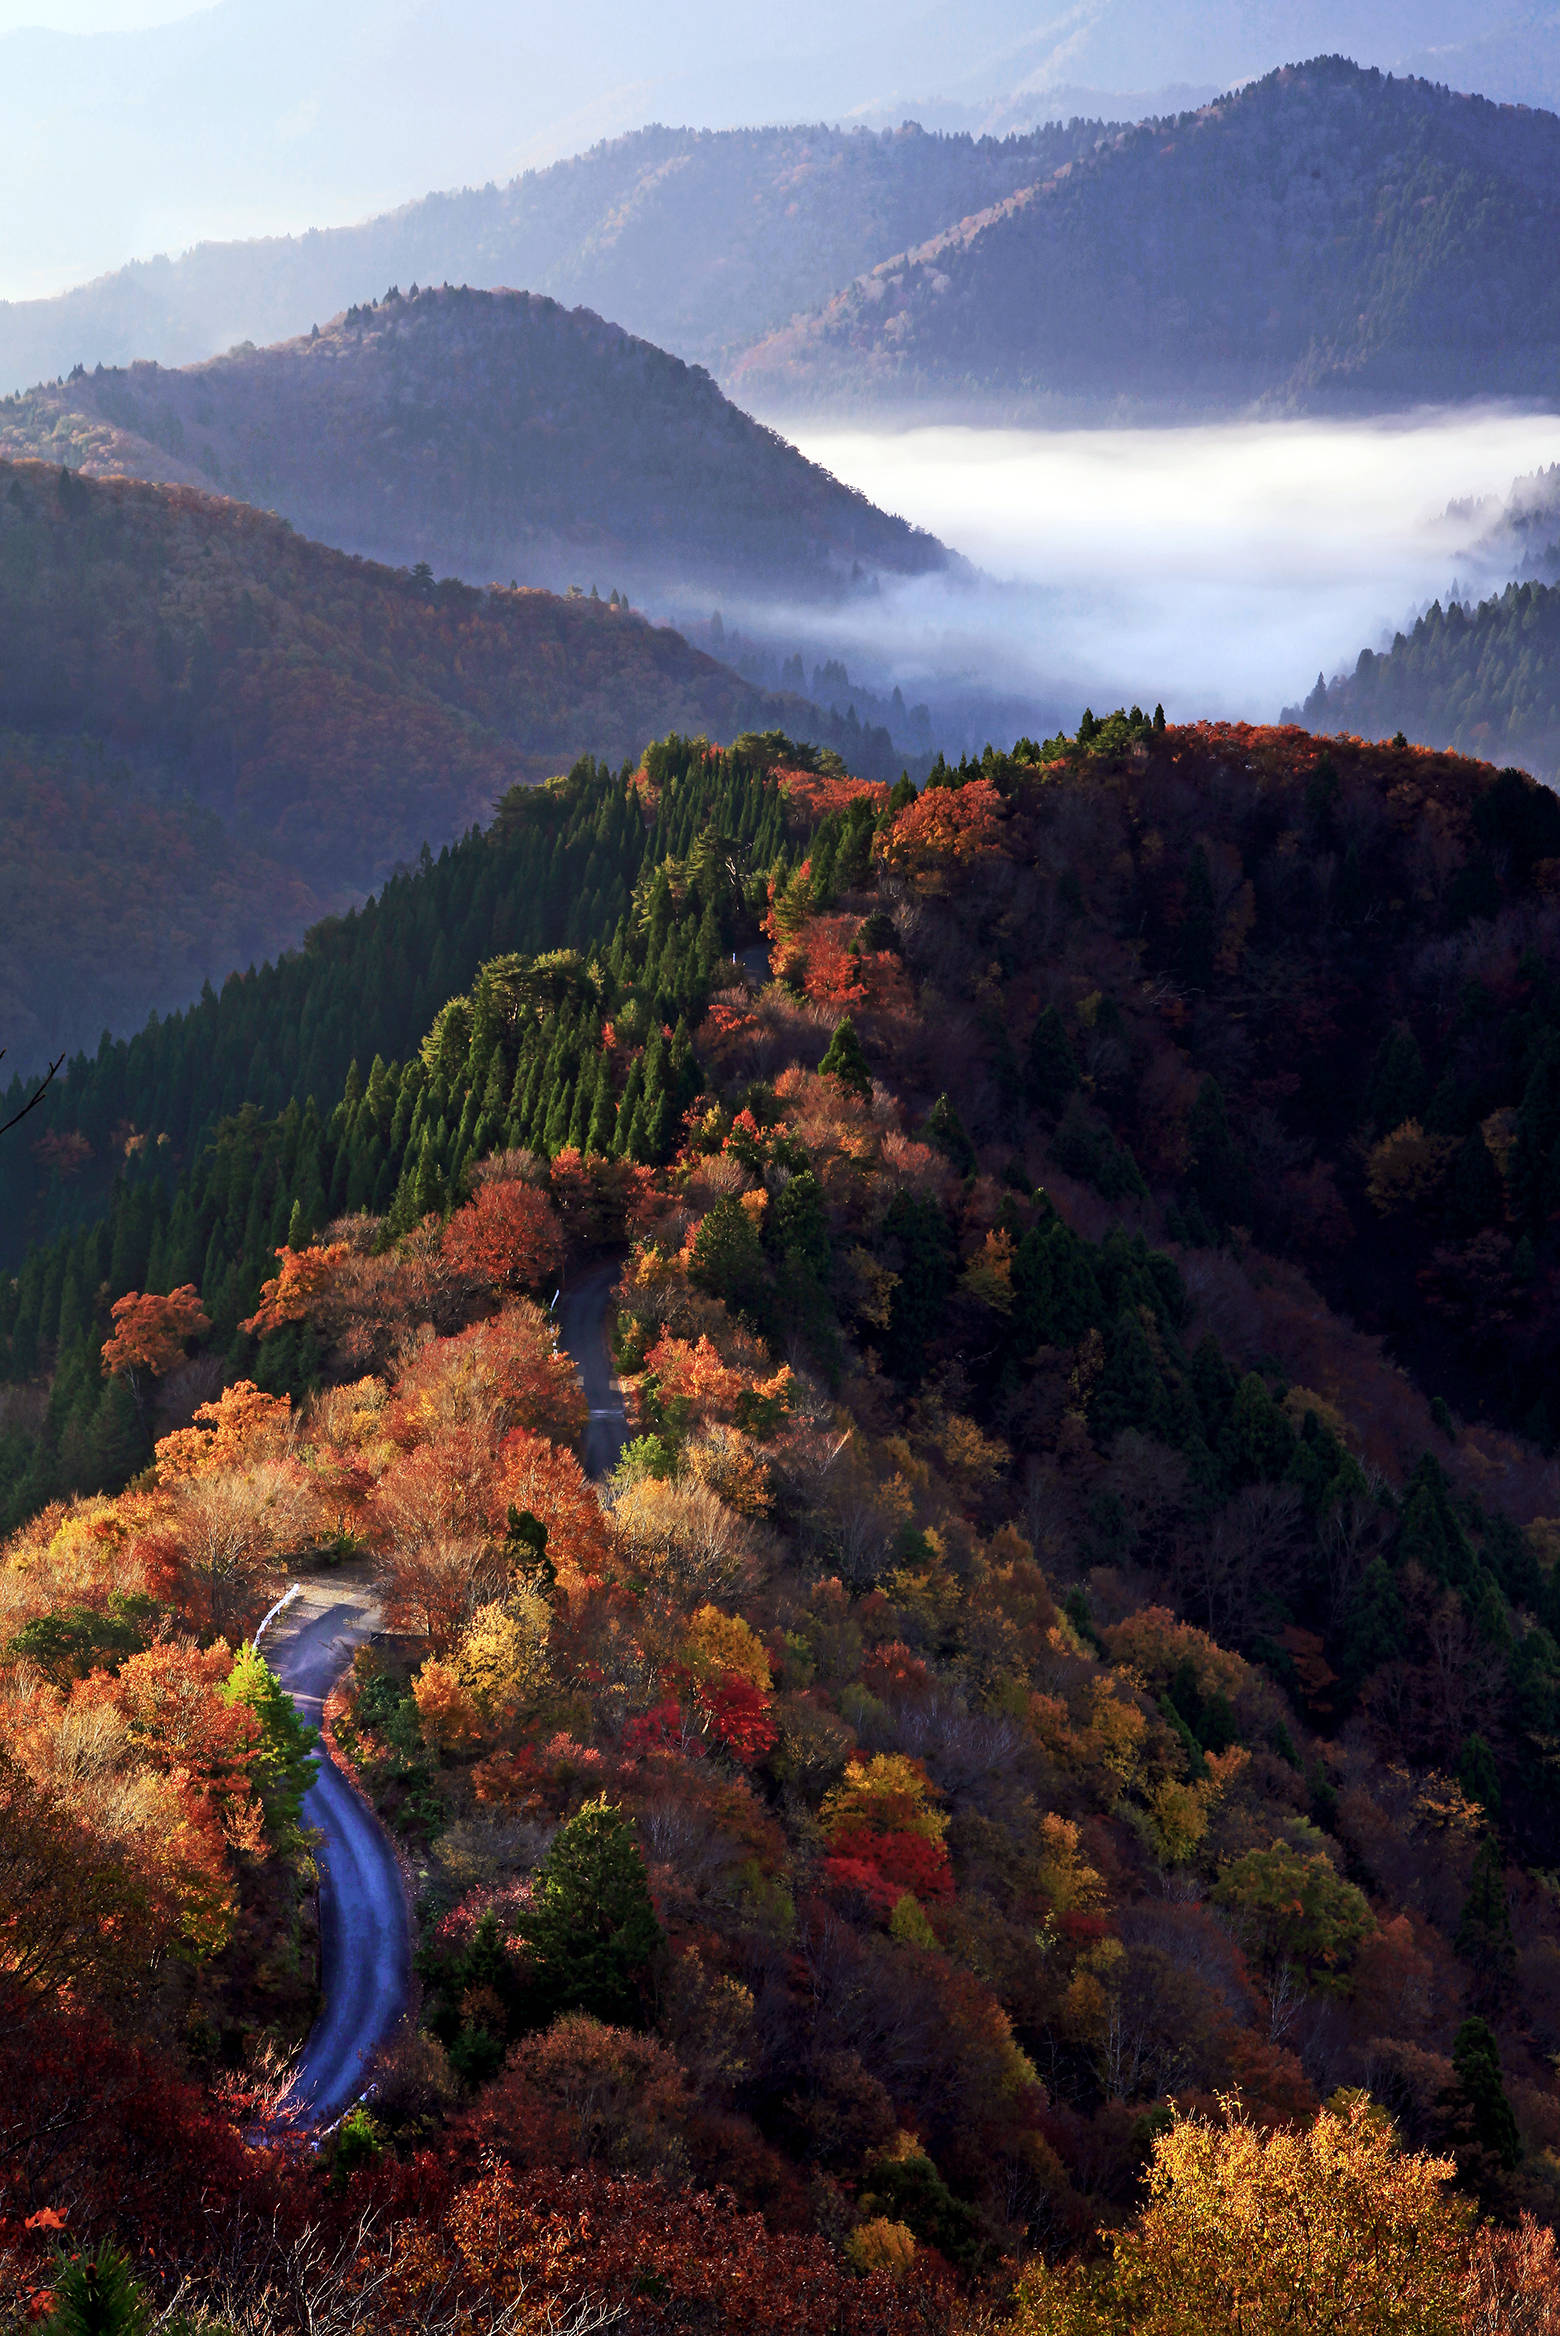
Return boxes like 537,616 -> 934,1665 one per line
13,719 -> 1560,2308
0,286 -> 947,608
730,58 -> 1560,419
0,457 -> 853,1067
0,121 -> 1117,394
1292,579 -> 1560,780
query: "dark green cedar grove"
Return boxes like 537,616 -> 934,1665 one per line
0,736 -> 797,1526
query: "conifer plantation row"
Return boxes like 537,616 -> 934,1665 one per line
0,738 -> 795,1524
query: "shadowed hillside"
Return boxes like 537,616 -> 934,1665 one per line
0,285 -> 949,609
0,456 -> 870,1066
732,59 -> 1560,420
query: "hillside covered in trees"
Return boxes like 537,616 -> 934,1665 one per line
0,457 -> 905,1070
0,288 -> 950,613
1455,458 -> 1560,591
11,718 -> 1560,2322
0,120 -> 1120,396
1292,580 -> 1560,782
731,59 -> 1560,419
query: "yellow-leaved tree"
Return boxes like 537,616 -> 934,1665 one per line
1010,2093 -> 1470,2336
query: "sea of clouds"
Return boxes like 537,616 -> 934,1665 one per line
786,409 -> 1560,733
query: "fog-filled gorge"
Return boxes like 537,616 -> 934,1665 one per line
790,410 -> 1560,729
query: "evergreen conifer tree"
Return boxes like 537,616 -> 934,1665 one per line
40,2240 -> 152,2336
1367,1022 -> 1429,1134
514,1795 -> 662,2026
1026,1006 -> 1079,1113
1450,2014 -> 1522,2171
819,1015 -> 872,1099
926,1093 -> 978,1178
1185,1078 -> 1250,1230
1176,846 -> 1217,987
689,1193 -> 769,1327
1457,1834 -> 1516,1992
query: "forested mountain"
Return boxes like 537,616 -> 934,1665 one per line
0,455 -> 883,1069
1292,580 -> 1560,779
14,715 -> 1560,2323
1459,459 -> 1560,588
731,58 -> 1560,419
0,286 -> 947,613
0,121 -> 1117,395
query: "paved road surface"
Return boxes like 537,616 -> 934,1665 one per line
556,1255 -> 630,1480
266,1578 -> 411,2129
264,1265 -> 623,2129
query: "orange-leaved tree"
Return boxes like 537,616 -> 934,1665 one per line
154,1381 -> 293,1481
240,1242 -> 351,1337
443,1177 -> 566,1296
101,1285 -> 210,1381
875,776 -> 1004,880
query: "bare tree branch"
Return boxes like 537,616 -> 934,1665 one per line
0,1047 -> 64,1138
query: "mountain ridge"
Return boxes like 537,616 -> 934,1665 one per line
730,58 -> 1560,420
0,118 -> 1117,392
0,284 -> 949,612
1291,577 -> 1560,780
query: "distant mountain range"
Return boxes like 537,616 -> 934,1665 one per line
0,0 -> 1128,302
0,287 -> 947,611
731,59 -> 1560,419
0,457 -> 862,1067
11,53 -> 1560,432
0,120 -> 1113,395
4,0 -> 1560,309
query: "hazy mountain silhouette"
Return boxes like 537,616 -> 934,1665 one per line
0,119 -> 1116,395
1,2 -> 1552,306
0,286 -> 949,610
1293,579 -> 1560,782
731,59 -> 1560,420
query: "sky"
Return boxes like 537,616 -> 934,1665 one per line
0,0 -> 187,24
788,410 -> 1560,726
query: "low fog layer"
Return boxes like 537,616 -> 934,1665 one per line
790,411 -> 1560,729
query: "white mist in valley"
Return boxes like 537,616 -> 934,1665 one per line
788,410 -> 1560,729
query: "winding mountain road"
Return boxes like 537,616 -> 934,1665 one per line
267,1578 -> 411,2129
269,1263 -> 625,2127
557,1254 -> 630,1479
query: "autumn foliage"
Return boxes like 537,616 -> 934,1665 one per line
441,1174 -> 566,1295
100,1284 -> 211,1378
13,719 -> 1560,2319
875,775 -> 1004,875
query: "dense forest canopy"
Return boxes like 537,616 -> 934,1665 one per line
731,58 -> 1560,420
0,457 -> 907,1069
12,716 -> 1560,2324
1293,580 -> 1560,782
0,287 -> 950,609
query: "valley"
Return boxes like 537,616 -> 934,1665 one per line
11,19 -> 1560,2330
